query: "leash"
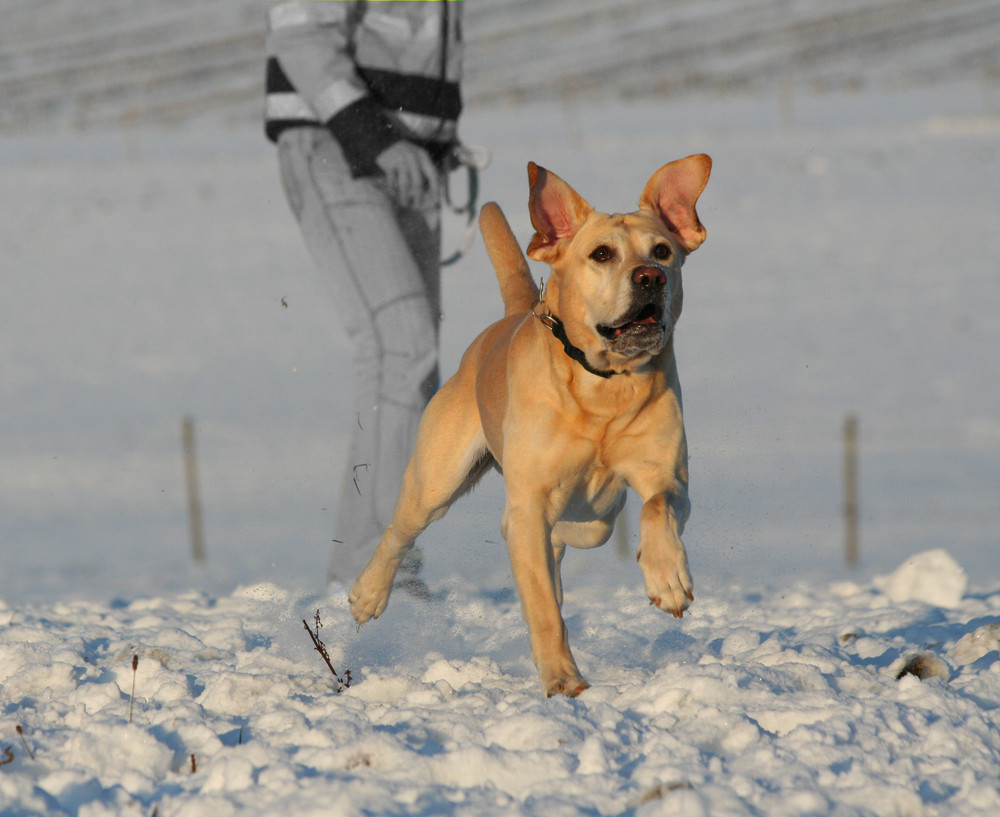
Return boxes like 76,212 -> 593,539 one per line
531,302 -> 618,379
441,144 -> 491,267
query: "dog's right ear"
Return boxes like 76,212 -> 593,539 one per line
526,162 -> 594,264
639,154 -> 712,253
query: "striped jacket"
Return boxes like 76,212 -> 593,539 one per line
265,0 -> 463,177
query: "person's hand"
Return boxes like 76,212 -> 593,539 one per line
375,141 -> 439,209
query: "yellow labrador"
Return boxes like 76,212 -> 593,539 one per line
350,155 -> 712,697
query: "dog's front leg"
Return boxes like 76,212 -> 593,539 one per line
635,490 -> 693,618
504,496 -> 588,697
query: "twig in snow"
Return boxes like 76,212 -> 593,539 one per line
16,726 -> 34,760
303,610 -> 352,692
128,655 -> 139,723
0,746 -> 13,767
627,781 -> 693,808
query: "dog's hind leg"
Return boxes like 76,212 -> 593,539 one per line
549,491 -> 626,607
349,373 -> 491,625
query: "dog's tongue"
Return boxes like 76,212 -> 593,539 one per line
616,313 -> 658,335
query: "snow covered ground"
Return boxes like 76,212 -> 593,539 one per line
2,72 -> 999,814
1,552 -> 999,816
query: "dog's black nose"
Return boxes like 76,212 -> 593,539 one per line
632,266 -> 666,288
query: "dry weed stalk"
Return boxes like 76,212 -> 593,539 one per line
128,655 -> 139,723
16,726 -> 34,760
303,610 -> 352,692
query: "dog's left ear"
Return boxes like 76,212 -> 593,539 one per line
639,154 -> 712,253
526,162 -> 594,263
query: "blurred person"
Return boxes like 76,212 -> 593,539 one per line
264,0 -> 464,592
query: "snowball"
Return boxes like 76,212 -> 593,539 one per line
879,549 -> 968,608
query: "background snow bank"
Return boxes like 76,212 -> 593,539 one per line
1,551 -> 999,816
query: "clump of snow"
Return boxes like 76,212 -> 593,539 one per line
877,548 -> 969,608
891,651 -> 951,682
951,624 -> 1000,667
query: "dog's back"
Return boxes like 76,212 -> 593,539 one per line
478,202 -> 538,317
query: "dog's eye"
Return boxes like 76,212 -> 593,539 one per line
589,245 -> 615,264
652,243 -> 673,262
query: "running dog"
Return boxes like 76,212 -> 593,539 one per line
350,155 -> 712,697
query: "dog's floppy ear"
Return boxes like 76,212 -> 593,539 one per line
639,154 -> 712,253
526,162 -> 594,263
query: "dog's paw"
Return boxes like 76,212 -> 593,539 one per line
538,654 -> 590,698
544,673 -> 590,699
348,551 -> 404,625
348,576 -> 392,626
641,554 -> 694,618
649,587 -> 694,618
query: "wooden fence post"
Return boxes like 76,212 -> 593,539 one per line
182,416 -> 206,565
843,414 -> 859,568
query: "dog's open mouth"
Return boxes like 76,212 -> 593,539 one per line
596,302 -> 666,354
597,303 -> 660,339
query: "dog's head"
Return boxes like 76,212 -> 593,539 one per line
526,155 -> 711,373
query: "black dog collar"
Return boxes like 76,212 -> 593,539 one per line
532,305 -> 618,379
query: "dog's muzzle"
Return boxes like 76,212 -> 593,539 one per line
596,266 -> 671,356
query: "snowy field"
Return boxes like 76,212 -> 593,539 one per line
1,552 -> 998,816
2,78 -> 1000,814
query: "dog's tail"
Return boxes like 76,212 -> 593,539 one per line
479,202 -> 539,317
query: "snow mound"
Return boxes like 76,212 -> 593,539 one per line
877,549 -> 969,608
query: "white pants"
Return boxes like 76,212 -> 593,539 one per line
277,128 -> 441,585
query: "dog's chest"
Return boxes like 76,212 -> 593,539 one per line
557,459 -> 625,523
566,388 -> 682,504
581,460 -> 625,508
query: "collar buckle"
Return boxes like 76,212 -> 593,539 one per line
531,302 -> 618,380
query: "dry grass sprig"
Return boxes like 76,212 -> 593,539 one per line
16,726 -> 34,760
303,610 -> 351,692
128,655 -> 139,723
